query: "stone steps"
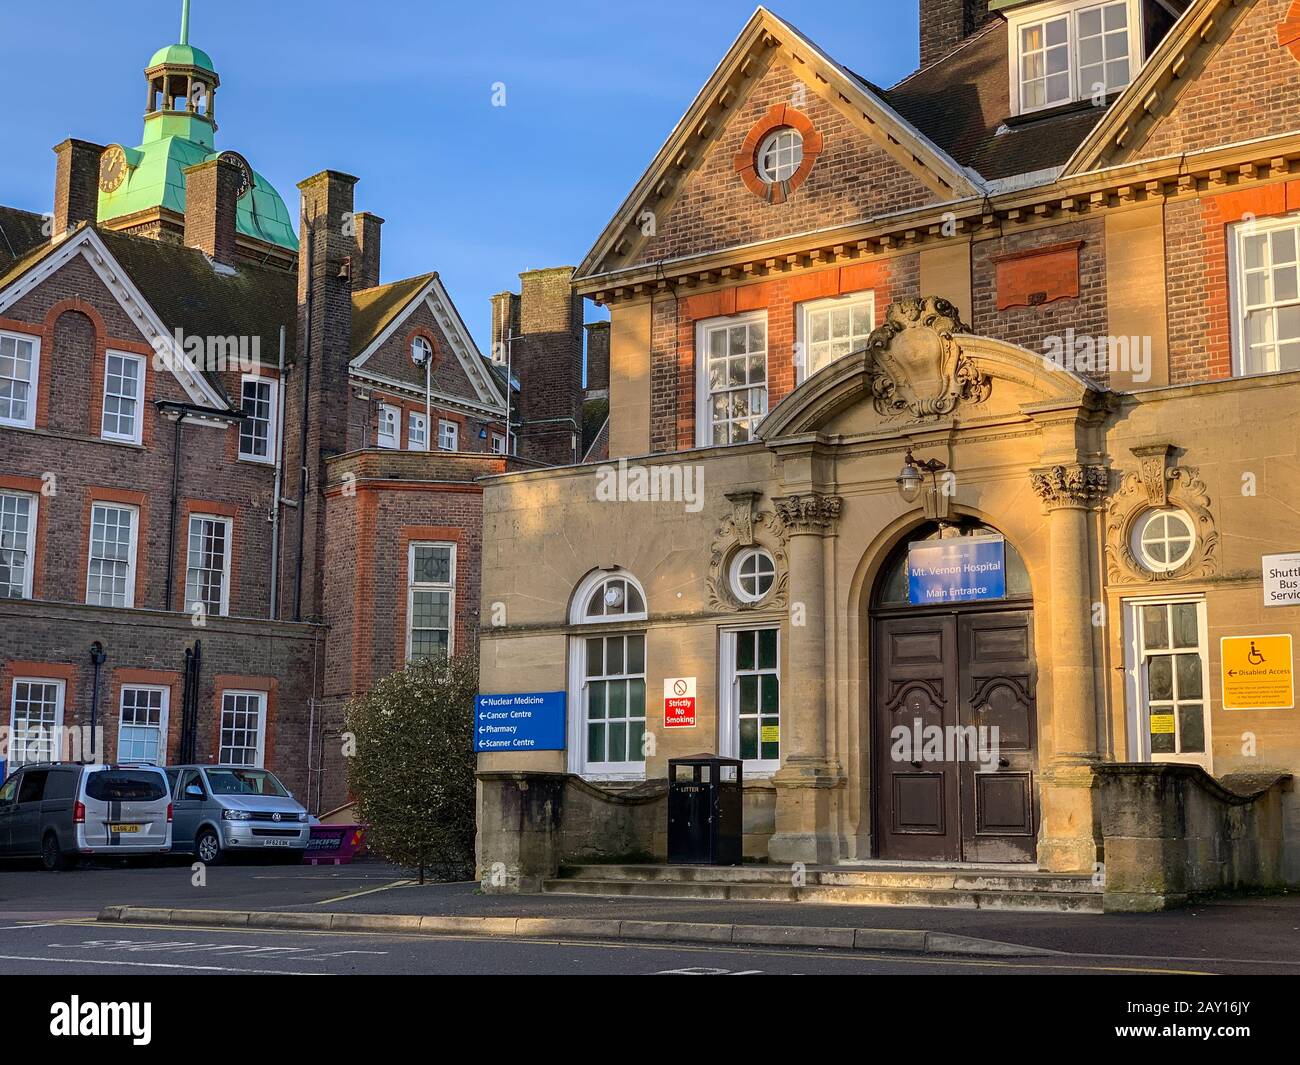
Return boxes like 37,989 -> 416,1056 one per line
543,864 -> 1103,913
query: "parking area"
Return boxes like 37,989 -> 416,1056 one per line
0,858 -> 418,921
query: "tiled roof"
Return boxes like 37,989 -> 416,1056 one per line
96,228 -> 297,391
350,273 -> 436,359
0,206 -> 50,275
878,21 -> 1104,182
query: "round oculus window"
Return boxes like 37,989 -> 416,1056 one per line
1133,508 -> 1196,572
731,547 -> 776,603
411,335 -> 433,366
758,128 -> 803,183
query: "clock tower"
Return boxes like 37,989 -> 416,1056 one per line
93,0 -> 298,263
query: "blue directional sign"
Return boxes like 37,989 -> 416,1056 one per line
908,535 -> 1006,605
474,692 -> 566,753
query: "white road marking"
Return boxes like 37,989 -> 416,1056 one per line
0,953 -> 321,975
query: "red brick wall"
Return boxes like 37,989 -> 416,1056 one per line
647,255 -> 918,452
636,59 -> 938,268
971,219 -> 1109,384
1166,180 -> 1300,382
0,256 -> 279,617
1140,0 -> 1299,160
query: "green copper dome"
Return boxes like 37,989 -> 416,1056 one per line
95,2 -> 299,254
147,42 -> 215,72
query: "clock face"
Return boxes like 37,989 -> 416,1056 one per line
99,146 -> 128,194
218,151 -> 253,199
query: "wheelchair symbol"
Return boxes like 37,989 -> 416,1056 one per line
1247,641 -> 1266,665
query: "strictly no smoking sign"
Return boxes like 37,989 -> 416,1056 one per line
664,677 -> 697,728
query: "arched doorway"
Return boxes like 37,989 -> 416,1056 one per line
870,518 -> 1038,863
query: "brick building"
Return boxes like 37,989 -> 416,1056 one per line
0,7 -> 588,812
478,0 -> 1300,909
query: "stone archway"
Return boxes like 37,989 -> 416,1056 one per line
867,518 -> 1039,863
757,295 -> 1110,872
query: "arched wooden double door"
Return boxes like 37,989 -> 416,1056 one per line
870,522 -> 1039,863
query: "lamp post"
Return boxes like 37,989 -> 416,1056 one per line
411,339 -> 432,450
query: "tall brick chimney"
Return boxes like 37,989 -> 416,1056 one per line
285,169 -> 358,622
509,267 -> 583,466
352,211 -> 383,291
489,290 -> 521,366
585,321 -> 610,394
52,138 -> 104,238
919,0 -> 993,68
183,158 -> 241,266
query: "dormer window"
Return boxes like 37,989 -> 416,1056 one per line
1009,0 -> 1138,114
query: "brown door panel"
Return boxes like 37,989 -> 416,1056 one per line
958,610 -> 1038,863
873,615 -> 960,861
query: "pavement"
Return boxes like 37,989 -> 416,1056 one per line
3,858 -> 1299,974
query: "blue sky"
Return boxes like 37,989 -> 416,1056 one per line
0,0 -> 922,349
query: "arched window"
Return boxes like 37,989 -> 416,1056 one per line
571,570 -> 647,624
568,570 -> 648,779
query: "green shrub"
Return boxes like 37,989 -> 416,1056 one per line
345,653 -> 478,882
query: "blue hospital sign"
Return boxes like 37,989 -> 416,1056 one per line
474,692 -> 566,752
908,535 -> 1007,605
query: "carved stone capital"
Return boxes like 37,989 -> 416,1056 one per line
1030,464 -> 1109,510
773,493 -> 842,535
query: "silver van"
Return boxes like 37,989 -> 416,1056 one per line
0,763 -> 173,870
166,765 -> 309,864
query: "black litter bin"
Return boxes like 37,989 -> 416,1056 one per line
667,754 -> 743,865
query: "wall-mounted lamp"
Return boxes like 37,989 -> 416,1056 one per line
896,448 -> 947,505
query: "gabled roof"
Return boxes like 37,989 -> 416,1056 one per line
575,5 -> 983,282
349,274 -> 507,411
880,21 -> 1104,181
96,228 -> 297,382
1061,0 -> 1253,176
0,206 -> 49,275
351,273 -> 437,358
0,225 -> 233,409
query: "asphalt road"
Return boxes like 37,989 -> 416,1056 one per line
4,860 -> 1299,975
0,858 -> 415,920
0,917 -> 1236,976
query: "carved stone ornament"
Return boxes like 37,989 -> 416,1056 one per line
1106,462 -> 1219,584
866,296 -> 992,421
1130,443 -> 1174,507
707,491 -> 789,611
1029,464 -> 1110,510
773,493 -> 843,536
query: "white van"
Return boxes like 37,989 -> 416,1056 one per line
0,763 -> 173,870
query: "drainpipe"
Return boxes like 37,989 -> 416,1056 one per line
268,326 -> 287,619
88,642 -> 106,763
293,222 -> 315,623
162,412 -> 183,611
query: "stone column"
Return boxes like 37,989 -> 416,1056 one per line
1030,463 -> 1108,872
767,492 -> 842,865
